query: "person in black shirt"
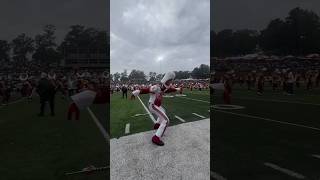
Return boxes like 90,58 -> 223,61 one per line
121,85 -> 128,99
36,73 -> 56,116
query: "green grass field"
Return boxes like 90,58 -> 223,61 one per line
110,89 -> 210,138
0,94 -> 107,180
212,86 -> 320,180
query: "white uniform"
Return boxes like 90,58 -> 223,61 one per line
148,85 -> 169,137
132,72 -> 178,144
133,84 -> 172,137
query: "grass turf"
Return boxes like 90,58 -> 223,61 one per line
0,95 -> 107,180
212,86 -> 320,180
110,89 -> 210,138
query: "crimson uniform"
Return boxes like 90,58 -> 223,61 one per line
132,72 -> 180,146
67,88 -> 109,121
223,80 -> 232,104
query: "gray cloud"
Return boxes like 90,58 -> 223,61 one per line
111,0 -> 210,74
0,0 -> 108,42
213,0 -> 320,31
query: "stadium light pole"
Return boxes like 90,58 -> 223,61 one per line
157,56 -> 164,74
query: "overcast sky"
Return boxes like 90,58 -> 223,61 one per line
213,0 -> 320,31
0,0 -> 108,43
110,0 -> 210,74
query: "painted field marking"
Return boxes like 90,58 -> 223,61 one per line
175,94 -> 187,97
212,95 -> 320,106
131,113 -> 148,117
210,171 -> 227,180
215,109 -> 320,132
311,154 -> 320,159
264,162 -> 306,179
177,96 -> 210,103
87,107 -> 110,141
125,123 -> 130,134
192,113 -> 206,119
0,98 -> 26,109
213,104 -> 245,110
137,96 -> 156,123
174,115 -> 185,123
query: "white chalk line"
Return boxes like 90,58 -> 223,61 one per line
0,97 -> 26,109
210,171 -> 227,180
213,95 -> 320,106
131,113 -> 148,117
125,123 -> 130,134
137,96 -> 156,123
311,154 -> 320,159
264,162 -> 306,179
215,109 -> 320,132
192,113 -> 206,119
237,97 -> 320,106
174,115 -> 185,123
184,92 -> 210,96
87,107 -> 110,141
177,96 -> 210,103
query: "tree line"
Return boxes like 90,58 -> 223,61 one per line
0,24 -> 108,66
211,7 -> 320,57
111,64 -> 210,83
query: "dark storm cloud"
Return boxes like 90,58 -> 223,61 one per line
213,0 -> 320,31
0,0 -> 108,42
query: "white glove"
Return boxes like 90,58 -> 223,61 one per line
132,90 -> 141,96
150,85 -> 161,93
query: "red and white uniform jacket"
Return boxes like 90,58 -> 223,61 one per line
133,85 -> 179,106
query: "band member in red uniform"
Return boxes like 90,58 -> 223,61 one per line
257,75 -> 264,95
223,77 -> 232,104
67,83 -> 109,121
131,72 -> 181,146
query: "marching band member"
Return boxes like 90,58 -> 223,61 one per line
67,81 -> 109,121
131,72 -> 181,146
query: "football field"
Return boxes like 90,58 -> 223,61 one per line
212,86 -> 320,180
110,89 -> 210,138
110,89 -> 210,180
0,94 -> 108,180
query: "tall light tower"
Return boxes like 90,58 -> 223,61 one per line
156,56 -> 164,74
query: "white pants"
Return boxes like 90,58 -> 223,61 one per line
149,103 -> 169,137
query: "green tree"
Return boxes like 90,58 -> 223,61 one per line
120,69 -> 129,83
113,72 -> 120,82
11,33 -> 34,63
129,70 -> 146,83
192,64 -> 210,79
0,40 -> 10,62
33,25 -> 60,65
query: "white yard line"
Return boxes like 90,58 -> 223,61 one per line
87,107 -> 110,141
212,95 -> 320,106
215,109 -> 320,132
0,98 -> 26,109
131,113 -> 148,117
174,115 -> 186,122
137,96 -> 156,123
178,96 -> 210,103
210,171 -> 227,180
311,154 -> 320,159
125,123 -> 130,134
264,162 -> 306,179
192,113 -> 206,119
